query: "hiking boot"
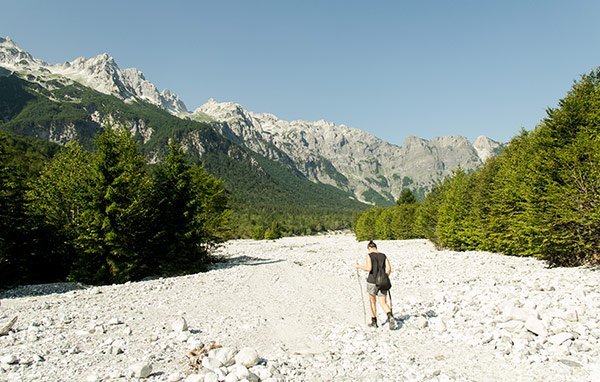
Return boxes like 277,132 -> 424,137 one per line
368,318 -> 378,328
388,314 -> 397,330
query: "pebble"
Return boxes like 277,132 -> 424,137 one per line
171,317 -> 188,332
235,347 -> 259,368
0,355 -> 18,365
0,235 -> 597,382
129,362 -> 152,378
548,332 -> 574,346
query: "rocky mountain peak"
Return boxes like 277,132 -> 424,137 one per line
199,100 -> 504,203
473,135 -> 503,162
0,36 -> 41,69
196,99 -> 250,122
0,37 -> 187,114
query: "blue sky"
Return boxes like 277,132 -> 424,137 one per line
3,0 -> 600,144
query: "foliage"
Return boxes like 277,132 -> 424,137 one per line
0,132 -> 59,286
354,69 -> 600,266
0,127 -> 231,287
149,141 -> 230,275
397,188 -> 417,205
0,74 -> 368,239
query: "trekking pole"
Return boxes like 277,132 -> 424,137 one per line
355,267 -> 367,326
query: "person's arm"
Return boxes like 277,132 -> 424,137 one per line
386,258 -> 391,276
355,255 -> 372,272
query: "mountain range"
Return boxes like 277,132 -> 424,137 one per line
0,36 -> 503,208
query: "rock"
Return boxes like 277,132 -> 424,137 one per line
231,363 -> 250,379
498,320 -> 524,333
562,309 -> 579,322
429,318 -> 447,333
508,307 -> 539,322
235,347 -> 259,368
129,362 -> 152,378
167,372 -> 184,382
250,365 -> 271,380
361,371 -> 384,381
525,317 -> 548,337
0,355 -> 18,365
171,317 -> 188,332
414,316 -> 428,329
107,317 -> 123,325
202,357 -> 223,370
223,373 -> 238,382
184,374 -> 203,382
209,346 -> 237,367
548,332 -> 574,346
177,332 -> 190,342
203,372 -> 219,382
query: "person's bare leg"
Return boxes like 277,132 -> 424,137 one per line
369,294 -> 377,318
377,295 -> 391,314
378,294 -> 397,329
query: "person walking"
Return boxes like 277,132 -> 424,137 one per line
355,240 -> 397,329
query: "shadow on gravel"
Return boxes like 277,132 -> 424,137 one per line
210,255 -> 285,270
0,282 -> 87,299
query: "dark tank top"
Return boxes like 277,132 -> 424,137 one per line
366,252 -> 387,284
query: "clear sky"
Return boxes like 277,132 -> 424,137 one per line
3,0 -> 600,144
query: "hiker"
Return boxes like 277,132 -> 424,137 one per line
355,240 -> 397,329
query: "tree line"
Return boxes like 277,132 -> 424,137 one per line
0,128 -> 229,287
354,69 -> 600,267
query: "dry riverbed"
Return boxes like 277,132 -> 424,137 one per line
1,233 -> 598,381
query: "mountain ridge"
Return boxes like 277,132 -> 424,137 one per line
0,37 -> 187,114
193,98 -> 503,203
1,37 -> 504,204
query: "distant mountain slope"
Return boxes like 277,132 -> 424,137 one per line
194,99 -> 504,202
0,37 -> 187,114
0,71 -> 367,236
1,36 -> 504,207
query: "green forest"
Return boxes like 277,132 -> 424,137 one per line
354,69 -> 600,267
0,128 -> 229,287
0,73 -> 367,243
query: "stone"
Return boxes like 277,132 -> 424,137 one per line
171,317 -> 188,332
223,373 -> 238,382
209,346 -> 237,367
232,363 -> 250,379
429,318 -> 447,333
129,362 -> 152,378
167,372 -> 184,382
202,357 -> 223,370
107,317 -> 123,325
361,371 -> 384,381
184,374 -> 203,382
548,332 -> 574,346
203,372 -> 219,382
250,365 -> 271,380
498,320 -> 524,333
0,355 -> 18,365
525,317 -> 548,337
562,309 -> 579,322
414,316 -> 428,329
235,347 -> 259,368
508,307 -> 539,322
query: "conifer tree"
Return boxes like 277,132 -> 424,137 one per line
72,128 -> 152,284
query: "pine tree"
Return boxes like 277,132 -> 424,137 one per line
26,141 -> 95,281
72,128 -> 152,284
397,189 -> 417,205
436,168 -> 472,250
150,141 -> 229,275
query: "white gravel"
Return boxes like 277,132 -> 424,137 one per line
0,233 -> 598,381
